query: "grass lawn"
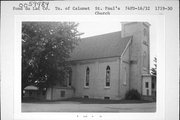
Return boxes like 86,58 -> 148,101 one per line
22,97 -> 156,112
22,97 -> 153,104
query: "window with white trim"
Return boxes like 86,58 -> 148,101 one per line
106,66 -> 110,87
85,67 -> 90,87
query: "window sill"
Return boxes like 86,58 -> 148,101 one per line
104,86 -> 110,89
84,86 -> 89,89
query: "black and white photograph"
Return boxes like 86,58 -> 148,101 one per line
21,21 -> 156,112
1,1 -> 179,120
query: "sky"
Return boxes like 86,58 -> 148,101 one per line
77,21 -> 157,69
77,21 -> 122,38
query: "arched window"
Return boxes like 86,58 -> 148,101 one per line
106,66 -> 110,87
85,67 -> 90,87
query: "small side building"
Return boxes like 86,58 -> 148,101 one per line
23,85 -> 46,100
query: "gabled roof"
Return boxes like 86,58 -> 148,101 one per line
70,31 -> 132,61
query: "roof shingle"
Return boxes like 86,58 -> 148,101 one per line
70,31 -> 132,61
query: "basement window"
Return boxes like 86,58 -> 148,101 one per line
61,91 -> 65,97
104,97 -> 110,100
83,95 -> 89,99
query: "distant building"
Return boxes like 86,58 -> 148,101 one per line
46,22 -> 153,100
24,85 -> 46,99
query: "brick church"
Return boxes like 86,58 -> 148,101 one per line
45,22 -> 153,100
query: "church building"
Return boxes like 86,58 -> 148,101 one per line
46,22 -> 152,100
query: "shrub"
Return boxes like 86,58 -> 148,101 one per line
125,89 -> 141,100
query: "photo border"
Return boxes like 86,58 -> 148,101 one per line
14,15 -> 165,120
